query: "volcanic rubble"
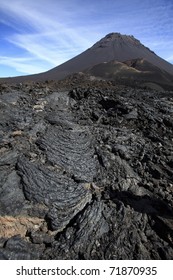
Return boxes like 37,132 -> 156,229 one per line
0,80 -> 173,260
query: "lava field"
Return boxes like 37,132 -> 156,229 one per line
0,81 -> 173,259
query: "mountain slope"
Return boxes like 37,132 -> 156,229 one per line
40,33 -> 173,79
1,32 -> 173,83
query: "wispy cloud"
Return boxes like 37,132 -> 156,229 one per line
166,55 -> 173,63
0,0 -> 96,75
0,56 -> 49,74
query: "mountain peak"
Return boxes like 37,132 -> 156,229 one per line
104,32 -> 138,41
105,32 -> 122,38
92,32 -> 142,49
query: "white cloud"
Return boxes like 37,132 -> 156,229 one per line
0,0 -> 95,74
166,55 -> 173,63
0,56 -> 48,74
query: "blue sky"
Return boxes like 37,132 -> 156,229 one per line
0,0 -> 173,77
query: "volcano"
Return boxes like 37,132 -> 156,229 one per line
0,33 -> 173,260
1,33 -> 173,84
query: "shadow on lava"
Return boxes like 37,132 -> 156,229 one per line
110,190 -> 173,218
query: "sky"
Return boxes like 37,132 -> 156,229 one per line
0,0 -> 173,77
